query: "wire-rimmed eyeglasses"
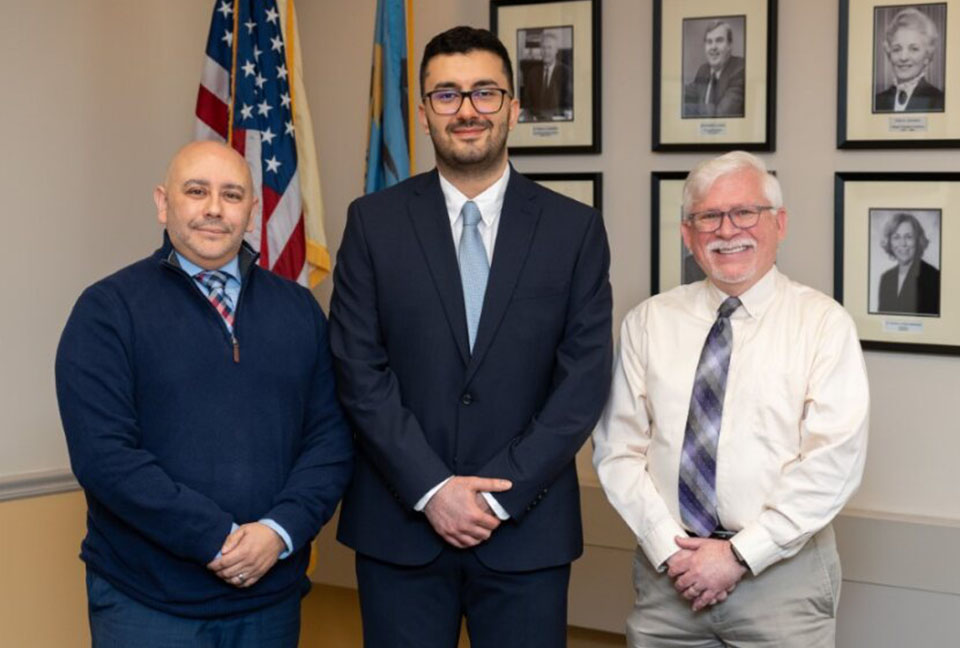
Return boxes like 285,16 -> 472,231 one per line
423,87 -> 511,115
684,205 -> 775,233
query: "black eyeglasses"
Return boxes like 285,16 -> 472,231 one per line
684,205 -> 775,233
423,87 -> 511,115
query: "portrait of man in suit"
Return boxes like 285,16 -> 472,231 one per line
873,6 -> 946,113
518,26 -> 574,122
329,25 -> 612,648
682,17 -> 746,119
869,209 -> 942,317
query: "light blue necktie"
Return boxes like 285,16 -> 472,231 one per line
679,296 -> 741,537
459,201 -> 489,351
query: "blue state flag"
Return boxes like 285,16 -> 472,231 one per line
365,0 -> 413,194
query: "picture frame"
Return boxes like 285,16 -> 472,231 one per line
491,0 -> 601,154
650,171 -> 702,294
835,172 -> 960,355
838,0 -> 959,148
526,172 -> 602,209
652,0 -> 777,152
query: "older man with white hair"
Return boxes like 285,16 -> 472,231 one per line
593,151 -> 869,647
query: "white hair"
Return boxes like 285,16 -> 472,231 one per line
681,151 -> 783,216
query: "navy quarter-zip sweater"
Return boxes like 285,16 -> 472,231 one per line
55,236 -> 353,618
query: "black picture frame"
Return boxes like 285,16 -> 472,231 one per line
838,0 -> 958,148
525,172 -> 603,209
491,0 -> 601,154
650,171 -> 695,294
835,172 -> 960,355
652,0 -> 777,152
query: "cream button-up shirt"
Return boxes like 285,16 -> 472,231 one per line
593,267 -> 869,574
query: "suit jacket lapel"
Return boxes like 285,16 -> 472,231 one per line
407,171 -> 471,365
465,169 -> 541,383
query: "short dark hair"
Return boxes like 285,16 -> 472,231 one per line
420,26 -> 514,95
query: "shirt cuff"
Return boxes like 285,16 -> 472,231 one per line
481,492 -> 510,520
259,518 -> 294,559
638,517 -> 687,572
212,522 -> 240,562
729,523 -> 781,575
414,476 -> 453,512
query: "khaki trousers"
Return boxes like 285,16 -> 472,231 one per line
627,525 -> 841,648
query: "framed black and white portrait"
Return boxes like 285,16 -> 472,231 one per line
835,172 -> 960,355
651,171 -> 696,295
868,209 -> 942,316
681,16 -> 747,120
491,0 -> 601,154
526,172 -> 602,209
839,0 -> 960,147
653,0 -> 777,151
517,26 -> 574,123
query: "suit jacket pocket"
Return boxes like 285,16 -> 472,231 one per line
511,282 -> 569,301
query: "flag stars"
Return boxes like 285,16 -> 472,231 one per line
253,45 -> 262,60
276,64 -> 288,81
280,93 -> 291,109
244,19 -> 256,35
285,120 -> 295,135
261,128 -> 276,145
265,156 -> 282,173
221,30 -> 233,46
241,60 -> 256,77
240,103 -> 254,120
265,7 -> 280,24
217,1 -> 233,19
258,100 -> 274,117
270,35 -> 284,52
255,73 -> 267,90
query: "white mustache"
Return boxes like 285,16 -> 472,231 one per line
706,237 -> 756,253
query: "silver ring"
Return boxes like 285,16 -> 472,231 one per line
236,573 -> 246,582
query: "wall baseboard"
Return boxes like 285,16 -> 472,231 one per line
0,469 -> 78,502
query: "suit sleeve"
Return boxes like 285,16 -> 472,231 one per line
329,201 -> 453,508
55,285 -> 234,564
476,210 -> 613,519
262,296 -> 354,551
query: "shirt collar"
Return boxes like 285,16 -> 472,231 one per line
175,252 -> 241,287
897,74 -> 925,95
702,265 -> 779,320
439,164 -> 511,228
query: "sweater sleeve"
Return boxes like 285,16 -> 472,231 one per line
261,296 -> 354,551
55,284 -> 234,564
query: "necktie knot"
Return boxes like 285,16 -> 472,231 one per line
717,296 -> 741,319
195,270 -> 231,293
461,201 -> 482,227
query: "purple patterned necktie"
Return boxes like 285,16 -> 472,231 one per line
195,271 -> 235,333
679,296 -> 741,537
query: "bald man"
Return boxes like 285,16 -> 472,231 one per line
56,141 -> 353,647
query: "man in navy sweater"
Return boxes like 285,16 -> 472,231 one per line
55,141 -> 352,647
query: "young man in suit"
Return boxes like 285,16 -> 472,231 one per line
330,25 -> 612,648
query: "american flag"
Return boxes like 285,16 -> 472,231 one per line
195,0 -> 329,286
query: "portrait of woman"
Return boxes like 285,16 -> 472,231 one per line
877,211 -> 941,316
874,7 -> 945,113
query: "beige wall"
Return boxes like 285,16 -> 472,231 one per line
0,491 -> 89,647
2,0 -> 958,644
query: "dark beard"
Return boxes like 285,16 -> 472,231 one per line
429,118 -> 508,177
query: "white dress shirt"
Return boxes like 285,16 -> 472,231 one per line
593,267 -> 869,574
413,165 -> 512,520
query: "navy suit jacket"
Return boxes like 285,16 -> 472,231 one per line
875,77 -> 945,112
329,168 -> 612,572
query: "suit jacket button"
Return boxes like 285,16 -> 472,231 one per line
460,393 -> 473,405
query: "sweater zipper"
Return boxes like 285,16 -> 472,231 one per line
162,259 -> 249,363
